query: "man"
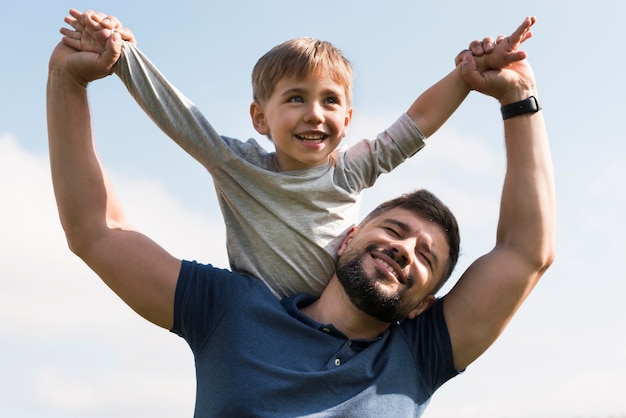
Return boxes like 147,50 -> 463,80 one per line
47,17 -> 554,417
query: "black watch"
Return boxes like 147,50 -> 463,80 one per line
500,96 -> 541,120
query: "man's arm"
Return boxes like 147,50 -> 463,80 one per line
46,38 -> 180,330
406,16 -> 534,138
443,45 -> 555,371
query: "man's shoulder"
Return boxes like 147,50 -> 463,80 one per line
394,298 -> 449,344
177,260 -> 278,306
180,260 -> 264,289
172,261 -> 279,339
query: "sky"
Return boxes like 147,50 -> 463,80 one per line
1,0 -> 625,417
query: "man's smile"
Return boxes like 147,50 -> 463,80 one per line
371,251 -> 406,285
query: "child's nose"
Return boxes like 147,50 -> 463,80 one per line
304,102 -> 324,124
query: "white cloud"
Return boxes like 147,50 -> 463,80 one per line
0,135 -> 200,417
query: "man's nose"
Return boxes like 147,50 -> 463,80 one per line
390,238 -> 416,267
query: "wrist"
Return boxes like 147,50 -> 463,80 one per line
498,82 -> 537,106
48,65 -> 90,89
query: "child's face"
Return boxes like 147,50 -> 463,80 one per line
250,72 -> 352,171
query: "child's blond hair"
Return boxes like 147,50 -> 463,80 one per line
252,37 -> 354,106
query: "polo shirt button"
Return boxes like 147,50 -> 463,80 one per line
334,358 -> 341,366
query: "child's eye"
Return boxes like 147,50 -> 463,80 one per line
288,96 -> 304,103
324,96 -> 339,105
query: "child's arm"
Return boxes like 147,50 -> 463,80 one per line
406,16 -> 535,138
61,9 -> 233,171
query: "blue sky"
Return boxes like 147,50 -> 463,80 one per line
2,1 -> 625,417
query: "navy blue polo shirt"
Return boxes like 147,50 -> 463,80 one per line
172,260 -> 458,417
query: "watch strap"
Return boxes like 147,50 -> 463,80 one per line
500,96 -> 541,120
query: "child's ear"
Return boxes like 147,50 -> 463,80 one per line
344,108 -> 353,129
341,108 -> 353,138
250,101 -> 269,135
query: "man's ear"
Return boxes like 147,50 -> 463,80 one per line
337,226 -> 357,256
250,101 -> 269,135
406,295 -> 436,320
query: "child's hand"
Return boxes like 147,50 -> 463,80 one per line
56,9 -> 134,79
459,41 -> 537,104
455,16 -> 535,73
61,9 -> 135,55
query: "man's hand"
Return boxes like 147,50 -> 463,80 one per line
62,9 -> 136,50
458,17 -> 538,104
49,37 -> 121,86
59,8 -> 135,78
459,49 -> 537,105
457,16 -> 535,73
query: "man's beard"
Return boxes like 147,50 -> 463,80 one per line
336,244 -> 414,323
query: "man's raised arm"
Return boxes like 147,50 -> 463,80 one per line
443,36 -> 556,371
46,38 -> 180,329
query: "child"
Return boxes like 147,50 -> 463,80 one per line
62,10 -> 534,298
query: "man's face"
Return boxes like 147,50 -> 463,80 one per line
336,208 -> 450,322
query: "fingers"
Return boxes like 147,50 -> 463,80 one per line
59,26 -> 80,49
64,16 -> 82,31
460,51 -> 510,99
458,16 -> 537,100
116,27 -> 137,44
86,10 -> 122,31
459,52 -> 484,91
468,40 -> 484,57
56,8 -> 123,79
69,8 -> 84,20
504,16 -> 536,51
84,10 -> 110,34
60,20 -> 103,53
83,10 -> 136,44
98,33 -> 123,74
63,8 -> 136,50
454,49 -> 469,67
469,37 -> 497,57
467,16 -> 536,59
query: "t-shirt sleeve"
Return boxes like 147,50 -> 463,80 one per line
403,297 -> 460,391
338,112 -> 427,191
113,42 -> 233,171
171,260 -> 260,353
